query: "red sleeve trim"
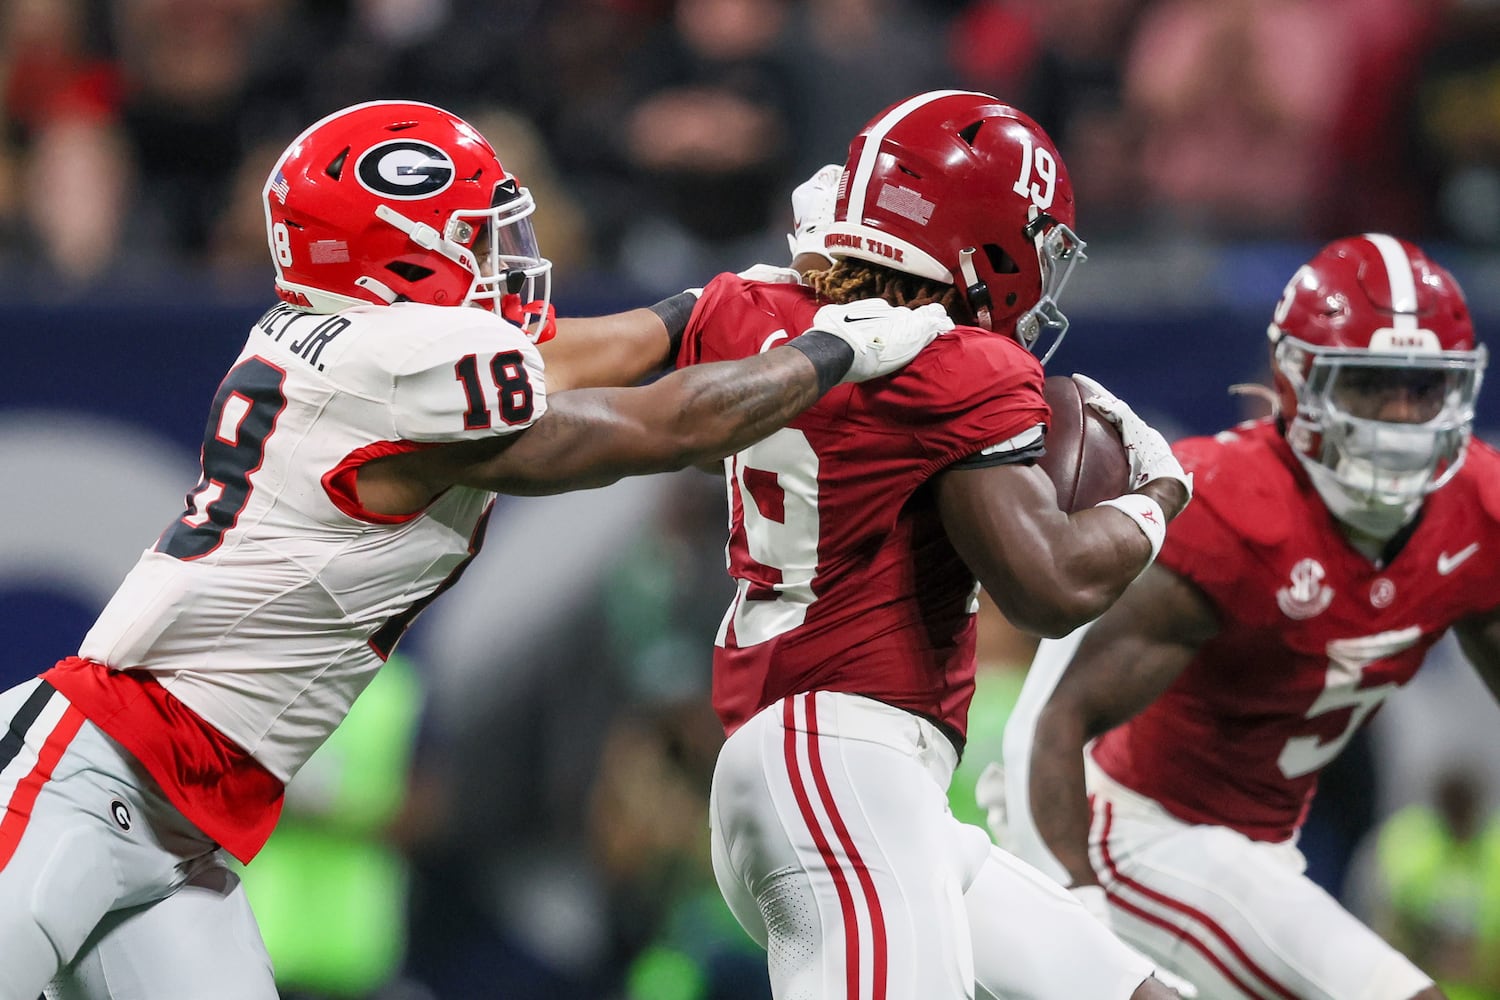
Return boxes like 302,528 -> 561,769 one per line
322,439 -> 440,525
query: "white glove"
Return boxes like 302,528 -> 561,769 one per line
788,163 -> 842,260
1071,374 -> 1193,499
975,760 -> 1011,848
808,298 -> 954,382
737,263 -> 806,285
1070,886 -> 1200,997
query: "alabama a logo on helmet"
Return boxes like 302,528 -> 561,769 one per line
355,140 -> 456,199
1277,558 -> 1334,620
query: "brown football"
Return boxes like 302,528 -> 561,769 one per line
1039,374 -> 1132,512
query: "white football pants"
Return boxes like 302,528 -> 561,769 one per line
709,690 -> 1155,1000
0,678 -> 276,1000
1085,764 -> 1434,1000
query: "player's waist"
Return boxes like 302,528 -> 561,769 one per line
41,657 -> 286,862
777,690 -> 960,788
1088,745 -> 1304,843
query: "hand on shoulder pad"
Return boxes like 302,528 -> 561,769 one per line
1071,374 -> 1193,501
808,299 -> 954,383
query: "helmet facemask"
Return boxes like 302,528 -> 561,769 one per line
1013,211 -> 1087,364
1278,337 -> 1487,538
372,181 -> 552,334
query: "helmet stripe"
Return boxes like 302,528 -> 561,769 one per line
1363,232 -> 1418,332
843,90 -> 989,225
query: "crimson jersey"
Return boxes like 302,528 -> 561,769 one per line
677,275 -> 1049,742
1092,418 -> 1500,841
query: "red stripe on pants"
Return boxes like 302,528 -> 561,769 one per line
803,694 -> 888,1000
0,705 -> 86,871
784,696 -> 863,999
1098,801 -> 1298,1000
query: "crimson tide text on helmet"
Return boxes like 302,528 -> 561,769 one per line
819,90 -> 1086,362
262,100 -> 551,337
1267,232 -> 1487,538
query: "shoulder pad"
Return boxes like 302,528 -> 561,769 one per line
1173,421 -> 1294,549
886,327 -> 1043,417
388,308 -> 545,442
1463,438 -> 1500,524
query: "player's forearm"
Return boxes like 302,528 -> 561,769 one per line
650,345 -> 828,466
938,466 -> 1155,637
1029,703 -> 1102,887
469,339 -> 845,496
542,309 -> 673,391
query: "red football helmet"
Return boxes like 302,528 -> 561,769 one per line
1267,233 -> 1487,537
262,101 -> 551,335
819,90 -> 1086,361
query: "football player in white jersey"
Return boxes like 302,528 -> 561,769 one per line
0,100 -> 952,1000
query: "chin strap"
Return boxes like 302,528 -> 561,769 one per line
956,247 -> 993,332
374,204 -> 473,267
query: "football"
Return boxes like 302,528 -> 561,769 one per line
1039,374 -> 1132,512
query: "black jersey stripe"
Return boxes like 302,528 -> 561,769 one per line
0,681 -> 58,776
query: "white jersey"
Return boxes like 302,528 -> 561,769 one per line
78,302 -> 545,782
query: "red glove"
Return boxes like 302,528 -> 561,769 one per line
501,294 -> 557,344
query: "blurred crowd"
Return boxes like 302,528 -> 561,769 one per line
7,1 -> 1500,998
3,0 -> 1500,299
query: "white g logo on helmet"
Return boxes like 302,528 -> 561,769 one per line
355,140 -> 456,199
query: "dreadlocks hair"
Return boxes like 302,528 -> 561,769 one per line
805,259 -> 972,326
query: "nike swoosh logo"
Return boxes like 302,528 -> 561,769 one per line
1438,542 -> 1480,575
842,315 -> 880,323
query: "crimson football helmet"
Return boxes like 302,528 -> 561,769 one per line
1267,233 -> 1487,538
262,100 -> 551,335
820,90 -> 1086,362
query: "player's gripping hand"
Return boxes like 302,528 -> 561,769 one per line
1072,374 -> 1193,501
787,163 -> 842,260
1070,886 -> 1200,998
807,299 -> 954,382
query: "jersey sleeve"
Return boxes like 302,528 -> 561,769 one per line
866,331 -> 1050,475
390,318 -> 547,443
677,273 -> 811,368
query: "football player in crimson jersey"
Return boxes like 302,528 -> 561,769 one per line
680,90 -> 1195,999
994,234 -> 1496,1000
0,101 -> 952,1000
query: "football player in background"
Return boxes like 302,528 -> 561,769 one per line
0,100 -> 952,1000
993,234 -> 1497,999
681,89 -> 1194,999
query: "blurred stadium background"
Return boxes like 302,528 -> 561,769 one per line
4,0 -> 1500,997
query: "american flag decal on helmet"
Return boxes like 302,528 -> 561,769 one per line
876,184 -> 936,224
270,170 -> 290,203
310,240 -> 350,264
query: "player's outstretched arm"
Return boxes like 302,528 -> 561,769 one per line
460,344 -> 836,495
540,307 -> 678,392
1028,566 -> 1217,887
358,301 -> 950,508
